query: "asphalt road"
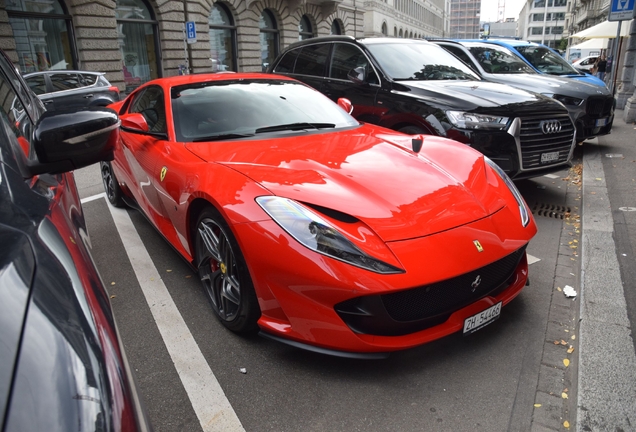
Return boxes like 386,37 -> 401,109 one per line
74,156 -> 581,431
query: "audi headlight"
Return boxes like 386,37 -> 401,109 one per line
544,94 -> 584,106
485,158 -> 530,227
446,111 -> 509,130
256,196 -> 403,274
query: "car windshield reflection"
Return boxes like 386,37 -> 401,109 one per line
366,42 -> 479,81
515,46 -> 582,76
466,45 -> 536,75
171,79 -> 358,142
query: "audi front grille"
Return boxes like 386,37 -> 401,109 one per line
518,113 -> 575,170
585,95 -> 614,118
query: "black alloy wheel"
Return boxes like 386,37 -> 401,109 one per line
100,161 -> 125,207
194,207 -> 260,333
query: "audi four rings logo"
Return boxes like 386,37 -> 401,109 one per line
540,120 -> 562,134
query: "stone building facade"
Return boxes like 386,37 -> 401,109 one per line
0,0 -> 365,93
0,0 -> 448,94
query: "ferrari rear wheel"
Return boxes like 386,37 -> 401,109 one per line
100,162 -> 125,207
194,207 -> 260,333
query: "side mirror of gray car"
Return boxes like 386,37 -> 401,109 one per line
28,107 -> 120,176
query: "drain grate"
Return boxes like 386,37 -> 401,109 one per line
531,203 -> 571,219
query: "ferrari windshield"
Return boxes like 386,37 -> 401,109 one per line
465,44 -> 536,74
171,79 -> 358,141
365,42 -> 479,81
514,46 -> 582,76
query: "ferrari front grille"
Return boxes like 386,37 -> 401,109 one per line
334,246 -> 527,336
381,246 -> 526,322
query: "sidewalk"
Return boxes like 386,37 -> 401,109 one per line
578,109 -> 636,431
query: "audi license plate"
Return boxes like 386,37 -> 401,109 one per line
595,117 -> 608,127
463,302 -> 502,335
540,151 -> 559,164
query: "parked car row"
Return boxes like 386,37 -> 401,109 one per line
2,34 -> 614,429
429,39 -> 614,142
269,36 -> 589,179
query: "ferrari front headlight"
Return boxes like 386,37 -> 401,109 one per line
446,111 -> 509,130
485,157 -> 530,227
256,196 -> 403,274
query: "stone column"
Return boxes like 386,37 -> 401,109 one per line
70,0 -> 120,87
623,18 -> 636,123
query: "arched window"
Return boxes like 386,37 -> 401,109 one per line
116,0 -> 160,92
7,0 -> 75,73
260,9 -> 279,72
399,29 -> 403,38
394,26 -> 398,37
381,22 -> 388,36
209,3 -> 237,72
409,31 -> 413,38
331,20 -> 342,35
299,15 -> 313,40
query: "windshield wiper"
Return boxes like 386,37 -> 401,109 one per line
255,122 -> 336,134
192,133 -> 255,142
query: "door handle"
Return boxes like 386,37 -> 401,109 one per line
83,94 -> 94,98
43,100 -> 53,104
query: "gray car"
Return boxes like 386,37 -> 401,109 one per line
24,70 -> 120,111
431,39 -> 614,142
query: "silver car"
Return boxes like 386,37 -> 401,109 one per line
432,39 -> 614,142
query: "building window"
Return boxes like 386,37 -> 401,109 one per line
531,27 -> 543,35
331,20 -> 342,35
116,0 -> 160,92
399,29 -> 404,37
551,26 -> 563,34
209,3 -> 236,72
299,15 -> 313,40
533,13 -> 544,21
7,0 -> 75,73
394,26 -> 398,37
381,22 -> 387,35
260,9 -> 279,71
533,0 -> 545,7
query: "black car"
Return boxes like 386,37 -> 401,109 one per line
0,50 -> 150,431
24,70 -> 120,112
268,36 -> 576,180
430,39 -> 615,142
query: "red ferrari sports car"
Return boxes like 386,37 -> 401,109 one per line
102,73 -> 537,358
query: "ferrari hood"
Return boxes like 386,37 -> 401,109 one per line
185,128 -> 503,241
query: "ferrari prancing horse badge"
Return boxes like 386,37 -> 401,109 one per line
160,166 -> 167,182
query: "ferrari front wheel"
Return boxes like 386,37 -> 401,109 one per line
100,162 -> 125,207
194,207 -> 260,333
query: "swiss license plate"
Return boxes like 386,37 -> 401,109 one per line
541,151 -> 559,164
463,302 -> 502,335
595,117 -> 608,127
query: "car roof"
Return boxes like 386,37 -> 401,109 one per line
283,35 -> 435,51
136,72 -> 299,89
24,70 -> 106,78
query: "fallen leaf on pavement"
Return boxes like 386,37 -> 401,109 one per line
534,404 -> 542,408
562,392 -> 568,399
567,346 -> 575,354
564,359 -> 570,367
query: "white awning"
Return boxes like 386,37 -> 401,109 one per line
569,38 -> 609,49
569,19 -> 632,38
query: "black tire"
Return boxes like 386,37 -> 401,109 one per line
398,125 -> 425,135
100,161 -> 125,207
194,207 -> 260,333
